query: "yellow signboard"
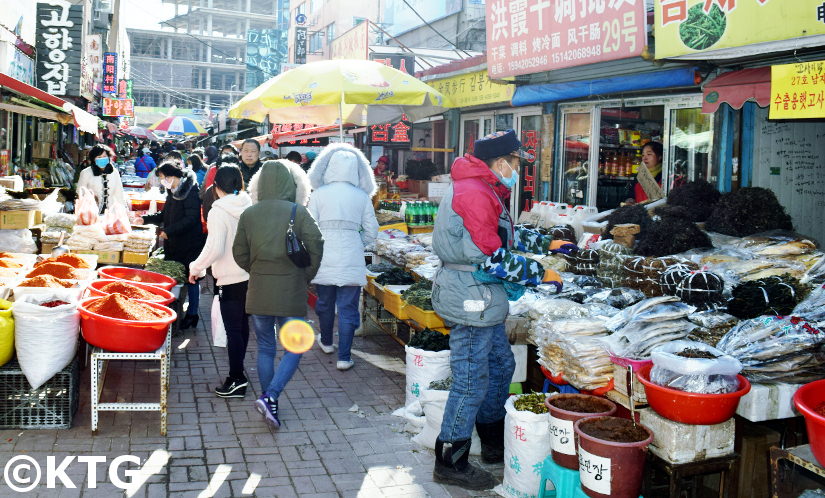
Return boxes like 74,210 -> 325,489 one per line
654,0 -> 825,59
770,61 -> 825,119
427,70 -> 514,108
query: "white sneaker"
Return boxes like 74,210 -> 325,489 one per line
316,334 -> 335,354
336,360 -> 354,371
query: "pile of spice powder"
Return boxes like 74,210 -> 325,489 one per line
26,262 -> 79,279
86,293 -> 167,320
100,281 -> 164,300
36,254 -> 90,269
0,259 -> 22,268
19,275 -> 74,288
40,300 -> 69,308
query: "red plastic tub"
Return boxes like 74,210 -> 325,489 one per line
636,364 -> 750,425
87,279 -> 175,306
79,296 -> 176,353
793,379 -> 825,467
97,266 -> 177,291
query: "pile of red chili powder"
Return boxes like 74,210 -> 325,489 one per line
19,275 -> 73,288
86,294 -> 167,320
36,254 -> 90,269
26,262 -> 80,279
100,281 -> 164,301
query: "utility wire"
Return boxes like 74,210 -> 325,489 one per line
399,0 -> 472,58
129,66 -> 215,107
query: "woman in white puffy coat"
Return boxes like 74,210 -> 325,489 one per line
307,143 -> 379,371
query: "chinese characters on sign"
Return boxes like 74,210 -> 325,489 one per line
367,114 -> 412,147
247,29 -> 288,89
35,0 -> 83,96
294,27 -> 307,65
102,52 -> 117,94
770,61 -> 825,119
102,98 -> 134,117
520,129 -> 539,212
370,53 -> 415,74
328,22 -> 369,60
117,79 -> 132,99
486,0 -> 646,78
271,123 -> 324,144
428,70 -> 515,107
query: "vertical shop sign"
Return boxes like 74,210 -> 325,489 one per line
520,129 -> 539,211
102,52 -> 117,94
102,98 -> 134,117
117,79 -> 133,99
294,27 -> 308,64
367,114 -> 412,147
486,0 -> 646,78
35,0 -> 83,96
370,53 -> 415,74
770,61 -> 825,119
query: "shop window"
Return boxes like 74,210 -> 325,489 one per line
309,32 -> 323,53
326,23 -> 335,43
561,112 -> 592,206
668,107 -> 713,189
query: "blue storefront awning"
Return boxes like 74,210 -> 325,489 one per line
512,67 -> 698,107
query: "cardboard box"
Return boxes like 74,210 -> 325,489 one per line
0,176 -> 23,191
41,243 -> 56,254
121,251 -> 149,265
77,250 -> 120,264
612,363 -> 648,404
0,210 -> 38,229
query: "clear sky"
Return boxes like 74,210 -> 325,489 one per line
121,0 -> 176,30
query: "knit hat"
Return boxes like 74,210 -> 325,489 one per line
305,151 -> 317,161
473,129 -> 533,161
377,155 -> 389,165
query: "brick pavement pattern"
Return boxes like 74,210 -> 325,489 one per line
0,287 -> 503,497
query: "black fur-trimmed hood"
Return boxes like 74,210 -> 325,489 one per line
171,169 -> 198,201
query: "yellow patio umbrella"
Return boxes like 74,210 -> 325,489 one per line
228,59 -> 452,138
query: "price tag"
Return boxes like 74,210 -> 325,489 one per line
578,447 -> 611,495
549,416 -> 575,455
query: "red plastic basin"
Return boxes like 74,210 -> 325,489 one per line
793,379 -> 825,467
79,296 -> 176,353
87,279 -> 175,306
98,266 -> 176,291
636,364 -> 750,425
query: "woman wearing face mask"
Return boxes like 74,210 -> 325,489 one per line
140,162 -> 206,330
428,130 -> 574,490
76,144 -> 128,213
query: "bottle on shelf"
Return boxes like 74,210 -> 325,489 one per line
632,150 -> 641,175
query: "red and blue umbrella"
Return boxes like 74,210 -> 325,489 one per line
148,116 -> 208,136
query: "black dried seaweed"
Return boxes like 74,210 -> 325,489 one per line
667,181 -> 721,222
375,268 -> 415,285
407,328 -> 450,351
727,275 -> 808,319
603,205 -> 652,239
705,187 -> 793,237
635,217 -> 713,257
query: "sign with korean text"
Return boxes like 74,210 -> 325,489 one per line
370,53 -> 415,74
117,79 -> 132,99
102,98 -> 134,117
486,0 -> 646,78
367,114 -> 412,147
770,61 -> 825,119
35,0 -> 82,96
102,52 -> 117,94
428,70 -> 514,107
329,22 -> 369,60
293,27 -> 307,65
654,0 -> 825,59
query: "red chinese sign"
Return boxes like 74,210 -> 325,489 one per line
102,52 -> 117,94
485,0 -> 646,78
367,114 -> 412,147
102,98 -> 134,117
520,129 -> 538,212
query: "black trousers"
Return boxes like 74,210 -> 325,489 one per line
218,280 -> 250,381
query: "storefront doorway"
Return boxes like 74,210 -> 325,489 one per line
557,95 -> 712,210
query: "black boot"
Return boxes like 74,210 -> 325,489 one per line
433,438 -> 496,490
181,315 -> 199,330
476,419 -> 505,464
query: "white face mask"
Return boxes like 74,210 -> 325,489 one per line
160,178 -> 174,190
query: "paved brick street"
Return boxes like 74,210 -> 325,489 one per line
0,288 -> 502,497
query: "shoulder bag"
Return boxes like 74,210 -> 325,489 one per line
286,203 -> 312,268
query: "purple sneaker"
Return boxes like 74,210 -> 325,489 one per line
254,394 -> 280,429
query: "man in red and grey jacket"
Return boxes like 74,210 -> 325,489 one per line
431,130 -> 575,490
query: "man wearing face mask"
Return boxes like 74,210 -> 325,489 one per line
430,130 -> 574,490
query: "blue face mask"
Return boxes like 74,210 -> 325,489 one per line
499,159 -> 519,189
94,157 -> 110,168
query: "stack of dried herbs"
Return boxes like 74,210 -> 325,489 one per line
402,279 -> 433,310
513,393 -> 549,414
407,328 -> 450,351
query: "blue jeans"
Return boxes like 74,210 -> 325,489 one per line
315,285 -> 361,362
439,322 -> 515,442
251,315 -> 303,400
186,281 -> 200,316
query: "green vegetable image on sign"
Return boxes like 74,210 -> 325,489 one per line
679,4 -> 727,50
705,91 -> 719,104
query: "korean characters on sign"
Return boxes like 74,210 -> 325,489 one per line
35,1 -> 83,96
367,114 -> 412,147
102,98 -> 134,117
485,0 -> 647,78
770,61 -> 825,119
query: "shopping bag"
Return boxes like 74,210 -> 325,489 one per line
211,295 -> 227,348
